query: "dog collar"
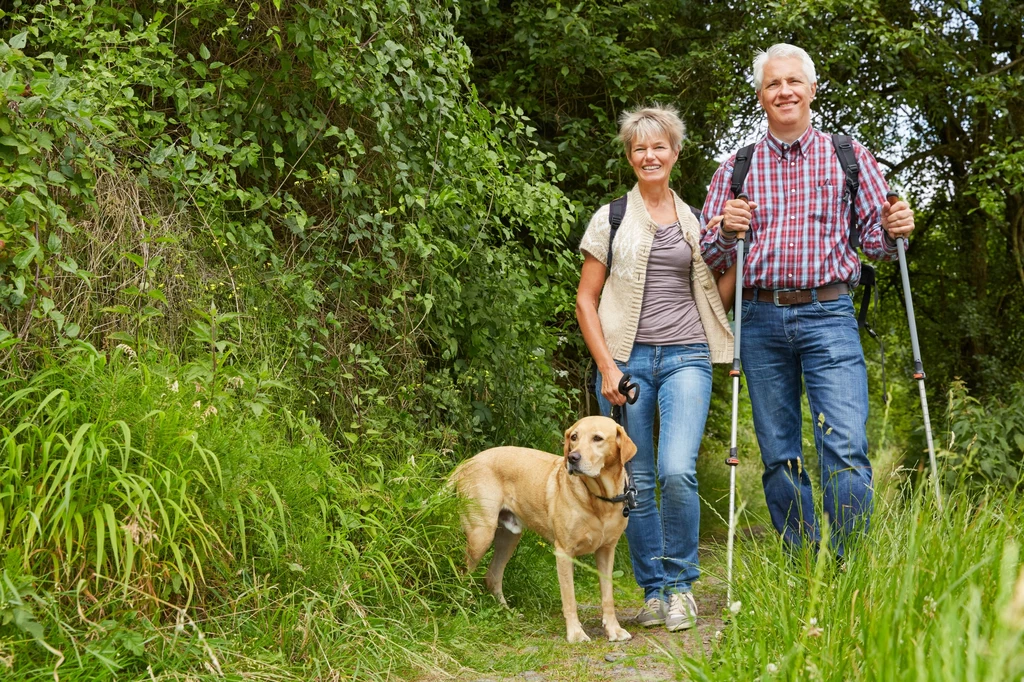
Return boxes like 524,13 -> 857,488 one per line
594,477 -> 639,518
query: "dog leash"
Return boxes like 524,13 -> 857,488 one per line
596,374 -> 639,518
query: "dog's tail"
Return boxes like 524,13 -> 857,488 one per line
447,457 -> 473,490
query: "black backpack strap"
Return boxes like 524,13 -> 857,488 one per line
727,143 -> 757,243
857,262 -> 888,399
832,134 -> 861,249
834,134 -> 886,397
858,263 -> 876,329
730,144 -> 756,199
606,195 -> 628,270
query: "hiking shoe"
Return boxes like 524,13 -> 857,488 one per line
665,592 -> 697,631
635,597 -> 666,627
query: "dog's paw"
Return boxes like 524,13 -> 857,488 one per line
565,627 -> 591,644
606,626 -> 632,642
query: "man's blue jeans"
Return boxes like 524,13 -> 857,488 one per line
597,343 -> 713,601
740,291 -> 873,555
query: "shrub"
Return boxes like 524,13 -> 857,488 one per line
939,379 -> 1024,491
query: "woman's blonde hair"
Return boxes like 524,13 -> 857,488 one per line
617,104 -> 686,153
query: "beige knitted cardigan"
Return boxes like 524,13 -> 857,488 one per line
580,185 -> 734,364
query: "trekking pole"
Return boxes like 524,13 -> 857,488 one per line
887,191 -> 942,511
725,194 -> 748,606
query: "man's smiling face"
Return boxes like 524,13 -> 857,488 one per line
758,56 -> 817,137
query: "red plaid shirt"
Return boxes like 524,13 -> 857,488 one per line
701,127 -> 898,290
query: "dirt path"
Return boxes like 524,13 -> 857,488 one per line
427,576 -> 728,682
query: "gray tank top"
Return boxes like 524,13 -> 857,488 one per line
634,222 -> 708,346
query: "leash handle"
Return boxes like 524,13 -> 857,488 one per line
617,373 -> 639,405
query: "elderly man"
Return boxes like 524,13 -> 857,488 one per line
701,44 -> 916,555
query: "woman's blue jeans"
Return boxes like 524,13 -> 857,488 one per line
597,343 -> 713,601
740,292 -> 873,556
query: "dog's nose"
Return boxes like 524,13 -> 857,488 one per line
568,451 -> 581,465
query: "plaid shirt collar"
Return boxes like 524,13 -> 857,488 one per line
765,125 -> 816,161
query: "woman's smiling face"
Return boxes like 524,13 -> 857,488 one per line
628,134 -> 679,185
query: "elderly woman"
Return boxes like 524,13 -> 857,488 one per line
576,104 -> 733,631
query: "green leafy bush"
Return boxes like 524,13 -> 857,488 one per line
0,0 -> 580,451
940,379 -> 1024,490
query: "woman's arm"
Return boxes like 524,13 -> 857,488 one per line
576,254 -> 626,407
704,214 -> 737,311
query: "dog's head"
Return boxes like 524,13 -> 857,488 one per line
563,415 -> 637,478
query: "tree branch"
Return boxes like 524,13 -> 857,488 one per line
876,145 -> 956,176
981,55 -> 1024,79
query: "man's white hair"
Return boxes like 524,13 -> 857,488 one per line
752,44 -> 817,92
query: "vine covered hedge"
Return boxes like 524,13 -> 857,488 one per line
0,0 -> 579,447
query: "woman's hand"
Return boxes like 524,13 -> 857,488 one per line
600,364 -> 627,407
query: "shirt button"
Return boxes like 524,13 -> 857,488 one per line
790,216 -> 795,221
789,274 -> 793,278
789,243 -> 795,247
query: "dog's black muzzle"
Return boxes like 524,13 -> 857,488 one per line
566,450 -> 582,475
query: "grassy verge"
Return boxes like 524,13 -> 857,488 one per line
420,484 -> 1024,682
3,345 -> 1021,681
681,481 -> 1024,680
0,343 -> 476,680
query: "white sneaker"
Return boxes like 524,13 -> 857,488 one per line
665,592 -> 697,631
635,597 -> 666,627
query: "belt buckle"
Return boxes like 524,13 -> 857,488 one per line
772,289 -> 794,306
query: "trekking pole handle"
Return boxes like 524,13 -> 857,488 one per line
887,190 -> 909,249
617,374 -> 639,405
886,191 -> 907,240
735,193 -> 750,243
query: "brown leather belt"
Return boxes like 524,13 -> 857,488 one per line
741,282 -> 850,306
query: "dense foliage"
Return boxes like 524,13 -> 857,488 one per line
690,483 -> 1024,681
0,0 -> 583,676
1,345 -> 475,678
0,0 -> 578,447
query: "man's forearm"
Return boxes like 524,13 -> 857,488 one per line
701,227 -> 738,271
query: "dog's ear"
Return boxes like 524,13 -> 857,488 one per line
616,424 -> 637,464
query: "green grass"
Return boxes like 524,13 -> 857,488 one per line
2,345 -> 1022,681
0,343 -> 476,680
676,482 -> 1024,681
420,479 -> 1024,682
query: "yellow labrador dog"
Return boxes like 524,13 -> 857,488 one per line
451,416 -> 636,643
